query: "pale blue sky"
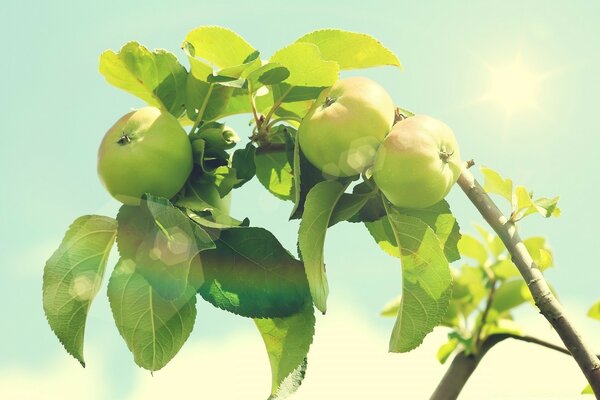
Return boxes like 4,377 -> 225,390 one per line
2,1 -> 600,398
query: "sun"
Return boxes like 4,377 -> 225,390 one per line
479,56 -> 553,117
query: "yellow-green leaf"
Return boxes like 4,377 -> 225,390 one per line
296,29 -> 401,70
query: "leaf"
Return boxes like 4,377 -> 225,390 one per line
365,215 -> 400,258
328,191 -> 374,227
99,42 -> 187,116
175,175 -> 233,219
533,196 -> 560,218
116,196 -> 215,300
290,133 -> 326,219
298,180 -> 347,313
270,42 -> 339,87
457,234 -> 488,265
380,295 -> 402,317
107,260 -> 196,371
231,143 -> 257,187
474,224 -> 505,258
247,63 -> 291,89
451,265 -> 486,317
436,338 -> 459,364
255,149 -> 294,201
183,26 -> 256,70
366,200 -> 461,262
491,258 -> 519,280
185,75 -> 236,122
480,318 -> 523,339
255,302 -> 315,399
213,166 -> 244,198
192,226 -> 310,318
524,236 -> 554,270
491,280 -> 532,313
481,166 -> 513,204
43,215 -> 117,366
582,384 -> 593,395
384,205 -> 452,353
587,300 -> 600,321
296,29 -> 401,70
399,201 -> 461,263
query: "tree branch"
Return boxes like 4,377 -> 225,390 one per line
430,334 -> 507,400
430,332 -> 596,400
457,167 -> 600,397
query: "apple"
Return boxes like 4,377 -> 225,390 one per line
98,107 -> 193,205
298,77 -> 395,177
373,115 -> 463,209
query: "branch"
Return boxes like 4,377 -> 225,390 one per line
430,332 -> 595,400
255,143 -> 286,155
430,334 -> 507,400
457,167 -> 600,397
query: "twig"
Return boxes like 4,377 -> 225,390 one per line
473,277 -> 497,352
457,167 -> 600,397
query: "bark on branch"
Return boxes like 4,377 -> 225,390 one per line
430,333 -> 598,400
456,168 -> 600,398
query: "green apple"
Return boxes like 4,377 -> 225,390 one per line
98,107 -> 193,205
373,115 -> 463,209
298,77 -> 395,177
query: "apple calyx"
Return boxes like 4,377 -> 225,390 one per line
117,133 -> 133,146
438,148 -> 454,163
322,96 -> 337,108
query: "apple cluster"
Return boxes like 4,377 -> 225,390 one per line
298,77 -> 463,209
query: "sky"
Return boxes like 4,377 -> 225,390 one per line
2,0 -> 600,399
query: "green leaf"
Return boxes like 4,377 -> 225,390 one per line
384,204 -> 452,353
247,63 -> 291,89
296,29 -> 401,70
399,201 -> 462,263
366,200 -> 461,262
380,295 -> 402,318
587,300 -> 600,321
116,196 -> 215,300
491,258 -> 519,280
582,384 -> 593,394
185,75 -> 236,122
273,85 -> 326,103
298,180 -> 348,313
491,280 -> 532,313
107,260 -> 196,371
328,190 -> 374,227
43,215 -> 117,366
255,148 -> 294,201
480,318 -> 523,339
481,166 -> 513,204
99,42 -> 187,116
193,226 -> 310,318
255,302 -> 315,399
533,196 -> 560,218
183,26 -> 256,70
474,224 -> 505,258
270,42 -> 339,87
231,143 -> 257,187
451,265 -> 486,317
213,166 -> 244,198
290,134 -> 326,220
457,234 -> 488,265
436,338 -> 459,364
365,215 -> 400,258
523,236 -> 554,270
